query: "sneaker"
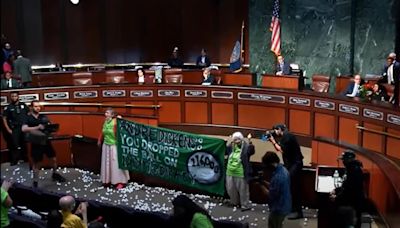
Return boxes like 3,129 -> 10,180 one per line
52,172 -> 66,182
287,212 -> 304,220
33,181 -> 38,188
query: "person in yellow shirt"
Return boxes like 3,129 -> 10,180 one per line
59,195 -> 88,228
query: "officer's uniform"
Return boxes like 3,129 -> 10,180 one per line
3,101 -> 29,165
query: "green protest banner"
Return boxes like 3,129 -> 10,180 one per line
117,118 -> 226,195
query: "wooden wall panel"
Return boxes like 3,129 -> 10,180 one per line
362,123 -> 384,153
82,115 -> 104,138
128,101 -> 156,116
43,106 -> 70,112
185,102 -> 208,124
73,107 -> 99,112
48,115 -> 83,136
158,101 -> 181,123
238,105 -> 285,129
338,117 -> 359,145
289,109 -> 310,135
387,128 -> 400,159
315,142 -> 341,167
314,113 -> 335,138
212,103 -> 234,125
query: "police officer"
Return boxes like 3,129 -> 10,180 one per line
330,150 -> 365,228
268,124 -> 304,219
2,91 -> 29,165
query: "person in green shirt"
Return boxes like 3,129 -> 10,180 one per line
1,180 -> 13,228
171,195 -> 214,228
225,132 -> 255,211
97,107 -> 129,189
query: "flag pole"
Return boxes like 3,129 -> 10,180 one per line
240,20 -> 245,63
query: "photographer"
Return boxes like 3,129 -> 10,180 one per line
22,100 -> 65,187
267,124 -> 304,219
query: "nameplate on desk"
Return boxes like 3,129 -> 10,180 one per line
289,97 -> 310,106
363,109 -> 383,120
19,94 -> 39,103
238,92 -> 285,103
102,90 -> 126,97
130,90 -> 153,97
185,90 -> 207,97
314,100 -> 335,110
211,91 -> 233,99
44,92 -> 69,100
158,90 -> 180,97
74,91 -> 98,99
387,114 -> 400,125
339,104 -> 359,115
1,96 -> 7,105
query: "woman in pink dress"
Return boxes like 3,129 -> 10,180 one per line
97,108 -> 129,189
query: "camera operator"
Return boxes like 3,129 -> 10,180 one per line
21,100 -> 65,187
267,124 -> 304,219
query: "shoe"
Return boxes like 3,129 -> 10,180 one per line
102,183 -> 111,188
52,172 -> 66,182
240,207 -> 252,212
115,183 -> 125,190
33,181 -> 38,188
287,212 -> 304,220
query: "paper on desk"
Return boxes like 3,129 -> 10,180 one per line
317,176 -> 335,193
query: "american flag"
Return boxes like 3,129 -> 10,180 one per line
270,0 -> 281,56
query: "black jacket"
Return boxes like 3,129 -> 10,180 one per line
226,141 -> 255,183
335,160 -> 365,211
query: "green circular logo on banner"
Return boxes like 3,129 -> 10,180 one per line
187,151 -> 221,184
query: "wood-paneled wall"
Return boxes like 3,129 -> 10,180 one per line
1,0 -> 249,65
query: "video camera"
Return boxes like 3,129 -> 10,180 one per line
261,130 -> 276,141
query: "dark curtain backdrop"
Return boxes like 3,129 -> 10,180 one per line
1,0 -> 249,65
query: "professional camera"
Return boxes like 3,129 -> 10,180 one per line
261,130 -> 276,141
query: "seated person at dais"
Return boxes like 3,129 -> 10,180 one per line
137,68 -> 145,85
369,83 -> 389,102
201,68 -> 215,85
341,74 -> 364,97
167,47 -> 184,68
1,71 -> 21,90
196,48 -> 211,68
276,55 -> 291,75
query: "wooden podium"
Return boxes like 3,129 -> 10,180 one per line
261,74 -> 303,90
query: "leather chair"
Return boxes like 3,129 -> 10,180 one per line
72,72 -> 93,85
165,74 -> 183,84
312,74 -> 330,92
105,70 -> 125,84
144,70 -> 156,84
164,68 -> 183,84
382,83 -> 394,99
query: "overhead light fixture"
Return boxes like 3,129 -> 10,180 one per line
70,0 -> 79,5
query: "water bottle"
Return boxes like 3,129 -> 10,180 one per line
333,170 -> 340,188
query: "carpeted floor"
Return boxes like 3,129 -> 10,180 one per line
1,162 -> 318,227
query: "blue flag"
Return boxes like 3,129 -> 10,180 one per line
229,40 -> 242,72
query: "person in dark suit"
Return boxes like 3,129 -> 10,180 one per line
201,68 -> 215,85
341,75 -> 364,97
167,47 -> 184,68
1,71 -> 21,90
276,55 -> 291,75
13,50 -> 32,88
379,55 -> 399,105
369,83 -> 389,102
196,48 -> 211,68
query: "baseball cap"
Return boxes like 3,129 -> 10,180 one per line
338,150 -> 356,160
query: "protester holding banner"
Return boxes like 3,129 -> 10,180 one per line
225,132 -> 255,211
98,107 -> 129,189
171,194 -> 214,228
